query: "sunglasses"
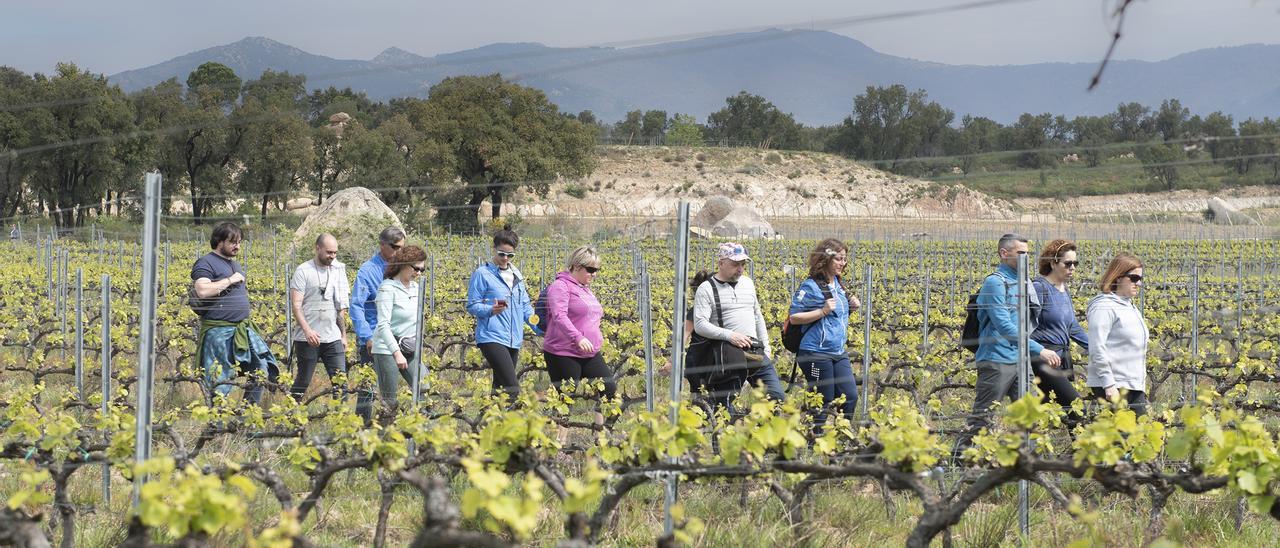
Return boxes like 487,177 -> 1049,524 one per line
1125,273 -> 1143,283
388,243 -> 403,250
411,265 -> 425,273
581,266 -> 600,274
1059,260 -> 1079,268
495,251 -> 517,258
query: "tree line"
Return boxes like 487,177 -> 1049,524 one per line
0,63 -> 595,231
604,86 -> 1280,190
2,62 -> 1278,231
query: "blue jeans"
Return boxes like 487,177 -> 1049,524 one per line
703,358 -> 785,415
798,352 -> 858,424
747,360 -> 785,401
199,325 -> 279,404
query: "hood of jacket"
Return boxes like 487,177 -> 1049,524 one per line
554,271 -> 584,287
1088,292 -> 1132,311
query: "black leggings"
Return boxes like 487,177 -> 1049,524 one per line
479,343 -> 521,397
1031,346 -> 1082,424
1089,387 -> 1149,416
543,352 -> 617,399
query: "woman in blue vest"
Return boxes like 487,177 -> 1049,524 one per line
466,226 -> 535,399
788,238 -> 860,429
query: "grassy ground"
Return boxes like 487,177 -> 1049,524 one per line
8,366 -> 1280,547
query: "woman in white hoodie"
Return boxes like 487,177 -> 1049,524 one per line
1086,252 -> 1150,415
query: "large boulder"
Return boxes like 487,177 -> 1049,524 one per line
713,206 -> 776,239
691,195 -> 775,239
292,187 -> 403,267
692,195 -> 735,228
1207,197 -> 1258,225
286,197 -> 314,211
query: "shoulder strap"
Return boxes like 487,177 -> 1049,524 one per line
815,276 -> 834,301
708,279 -> 724,328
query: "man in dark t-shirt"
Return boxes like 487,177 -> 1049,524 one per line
191,249 -> 250,322
191,222 -> 278,403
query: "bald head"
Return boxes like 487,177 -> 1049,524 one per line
314,233 -> 338,266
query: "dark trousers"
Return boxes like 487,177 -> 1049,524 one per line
290,340 -> 346,401
479,343 -> 521,398
798,352 -> 858,425
955,360 -> 1021,453
543,352 -> 617,398
701,360 -> 785,416
1089,387 -> 1149,416
1032,345 -> 1082,425
354,345 -> 377,423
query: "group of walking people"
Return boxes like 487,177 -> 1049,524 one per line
189,222 -> 1152,441
190,222 -> 616,422
955,233 -> 1150,458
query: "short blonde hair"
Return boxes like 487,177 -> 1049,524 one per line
565,246 -> 601,272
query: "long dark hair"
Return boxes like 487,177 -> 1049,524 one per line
689,269 -> 711,290
807,238 -> 848,281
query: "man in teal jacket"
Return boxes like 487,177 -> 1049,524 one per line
955,233 -> 1060,459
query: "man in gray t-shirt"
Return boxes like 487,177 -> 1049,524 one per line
289,234 -> 350,400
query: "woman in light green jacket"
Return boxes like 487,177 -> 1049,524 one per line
370,245 -> 426,417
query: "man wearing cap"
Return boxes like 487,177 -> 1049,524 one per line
691,242 -> 784,411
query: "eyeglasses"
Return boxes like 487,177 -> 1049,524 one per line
1059,261 -> 1079,268
582,266 -> 600,274
495,251 -> 517,258
411,265 -> 425,273
1125,273 -> 1143,283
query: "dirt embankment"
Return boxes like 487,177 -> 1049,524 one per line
502,146 -> 1280,224
501,146 -> 1016,220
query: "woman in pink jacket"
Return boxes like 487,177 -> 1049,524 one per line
543,246 -> 616,399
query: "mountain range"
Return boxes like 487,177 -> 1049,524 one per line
107,31 -> 1280,126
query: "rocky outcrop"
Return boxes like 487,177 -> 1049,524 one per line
292,187 -> 402,266
1208,196 -> 1258,225
690,195 -> 776,239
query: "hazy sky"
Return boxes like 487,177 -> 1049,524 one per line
4,0 -> 1279,75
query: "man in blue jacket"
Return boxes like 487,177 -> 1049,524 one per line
955,233 -> 1060,458
351,226 -> 405,422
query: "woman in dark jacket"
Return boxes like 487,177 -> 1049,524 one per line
1031,239 -> 1086,422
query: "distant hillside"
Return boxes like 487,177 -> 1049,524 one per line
109,31 -> 1280,125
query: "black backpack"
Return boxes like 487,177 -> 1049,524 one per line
533,283 -> 551,334
961,274 -> 1040,353
184,283 -> 211,318
960,291 -> 983,354
781,277 -> 834,354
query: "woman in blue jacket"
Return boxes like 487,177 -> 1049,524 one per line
466,226 -> 534,399
788,238 -> 860,428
